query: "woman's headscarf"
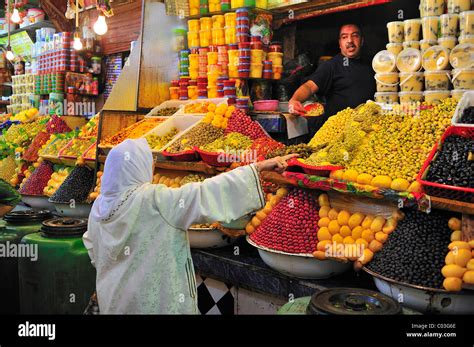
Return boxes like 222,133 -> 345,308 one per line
88,138 -> 153,260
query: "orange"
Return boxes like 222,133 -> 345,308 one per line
467,259 -> 474,271
356,173 -> 373,185
370,216 -> 386,233
453,248 -> 472,267
342,169 -> 359,182
207,103 -> 217,112
355,238 -> 369,249
463,270 -> 474,284
318,217 -> 330,228
450,230 -> 462,242
361,229 -> 375,243
317,240 -> 332,252
369,239 -> 383,253
328,220 -> 341,235
343,236 -> 355,245
352,226 -> 363,240
330,170 -> 344,180
328,208 -> 339,220
318,193 -> 330,207
337,210 -> 351,226
448,241 -> 470,251
448,217 -> 461,231
313,250 -> 327,260
359,248 -> 374,265
317,227 -> 332,241
340,225 -> 352,238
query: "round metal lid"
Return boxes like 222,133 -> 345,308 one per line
3,210 -> 53,224
307,288 -> 401,315
41,217 -> 88,238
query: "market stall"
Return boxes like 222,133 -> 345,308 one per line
1,0 -> 473,316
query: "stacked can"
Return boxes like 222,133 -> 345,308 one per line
188,79 -> 198,100
44,74 -> 52,94
224,12 -> 237,45
262,60 -> 273,79
211,15 -> 225,46
199,0 -> 209,14
236,9 -> 250,43
189,49 -> 199,80
217,45 -> 229,77
217,77 -> 226,98
197,76 -> 208,98
198,47 -> 209,78
221,0 -> 231,11
187,19 -> 200,49
227,44 -> 239,78
179,50 -> 190,77
223,79 -> 236,104
179,77 -> 190,100
200,17 -> 212,48
169,80 -> 179,100
238,42 -> 251,78
236,97 -> 249,111
51,73 -> 65,93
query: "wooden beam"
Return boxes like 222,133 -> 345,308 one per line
40,0 -> 74,32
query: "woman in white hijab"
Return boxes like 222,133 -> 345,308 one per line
83,138 -> 295,314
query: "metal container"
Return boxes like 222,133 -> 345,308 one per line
21,195 -> 56,211
247,237 -> 351,279
364,267 -> 474,314
52,202 -> 92,218
188,226 -> 239,249
306,288 -> 401,315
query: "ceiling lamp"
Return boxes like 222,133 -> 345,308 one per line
93,14 -> 108,35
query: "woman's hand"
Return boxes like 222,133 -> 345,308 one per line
256,154 -> 298,174
289,99 -> 307,116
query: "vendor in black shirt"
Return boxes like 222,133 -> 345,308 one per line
289,24 -> 375,135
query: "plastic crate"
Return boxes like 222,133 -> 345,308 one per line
451,90 -> 474,127
144,100 -> 190,118
416,126 -> 474,202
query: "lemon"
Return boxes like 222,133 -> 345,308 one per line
464,270 -> 474,284
441,264 -> 467,278
448,218 -> 461,231
337,210 -> 351,226
328,208 -> 339,220
361,229 -> 375,243
356,173 -> 373,185
319,206 -> 330,218
467,259 -> 474,271
342,169 -> 359,182
352,226 -> 363,240
317,227 -> 332,241
445,251 -> 455,265
450,230 -> 462,242
407,181 -> 422,193
339,225 -> 351,238
332,233 -> 344,244
375,232 -> 388,243
330,170 -> 344,180
453,248 -> 472,267
328,220 -> 341,235
443,277 -> 463,291
207,103 -> 217,112
348,212 -> 364,229
371,175 -> 392,189
391,178 -> 410,191
318,217 -> 330,228
448,241 -> 470,251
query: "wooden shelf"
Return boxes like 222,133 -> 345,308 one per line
185,7 -> 272,20
430,196 -> 474,215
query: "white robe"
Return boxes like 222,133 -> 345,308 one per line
83,139 -> 265,314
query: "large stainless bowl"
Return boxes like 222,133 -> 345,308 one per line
364,267 -> 474,314
188,227 -> 239,249
247,237 -> 351,279
21,195 -> 56,211
52,202 -> 92,218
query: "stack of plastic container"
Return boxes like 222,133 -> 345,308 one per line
217,45 -> 229,77
200,17 -> 212,48
188,79 -> 198,99
179,77 -> 190,100
236,97 -> 250,111
212,15 -> 225,46
228,45 -> 239,78
197,76 -> 208,98
238,42 -> 251,78
224,12 -> 237,45
267,43 -> 283,79
169,80 -> 179,100
236,9 -> 250,43
179,50 -> 190,78
198,47 -> 209,78
223,79 -> 236,104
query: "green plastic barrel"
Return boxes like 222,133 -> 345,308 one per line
0,210 -> 53,314
18,217 -> 96,314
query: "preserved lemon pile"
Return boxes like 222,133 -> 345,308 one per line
201,132 -> 252,152
307,98 -> 457,189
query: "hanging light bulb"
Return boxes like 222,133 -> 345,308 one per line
6,46 -> 15,61
11,8 -> 21,23
93,15 -> 108,35
73,32 -> 83,50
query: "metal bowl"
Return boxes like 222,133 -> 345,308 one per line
247,237 -> 351,279
52,202 -> 92,218
188,227 -> 239,249
363,267 -> 474,314
220,213 -> 252,230
21,195 -> 56,211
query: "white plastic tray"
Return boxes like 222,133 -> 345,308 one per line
141,115 -> 203,160
145,100 -> 191,118
452,90 -> 474,127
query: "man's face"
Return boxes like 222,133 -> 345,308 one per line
339,25 -> 363,58
14,63 -> 24,75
